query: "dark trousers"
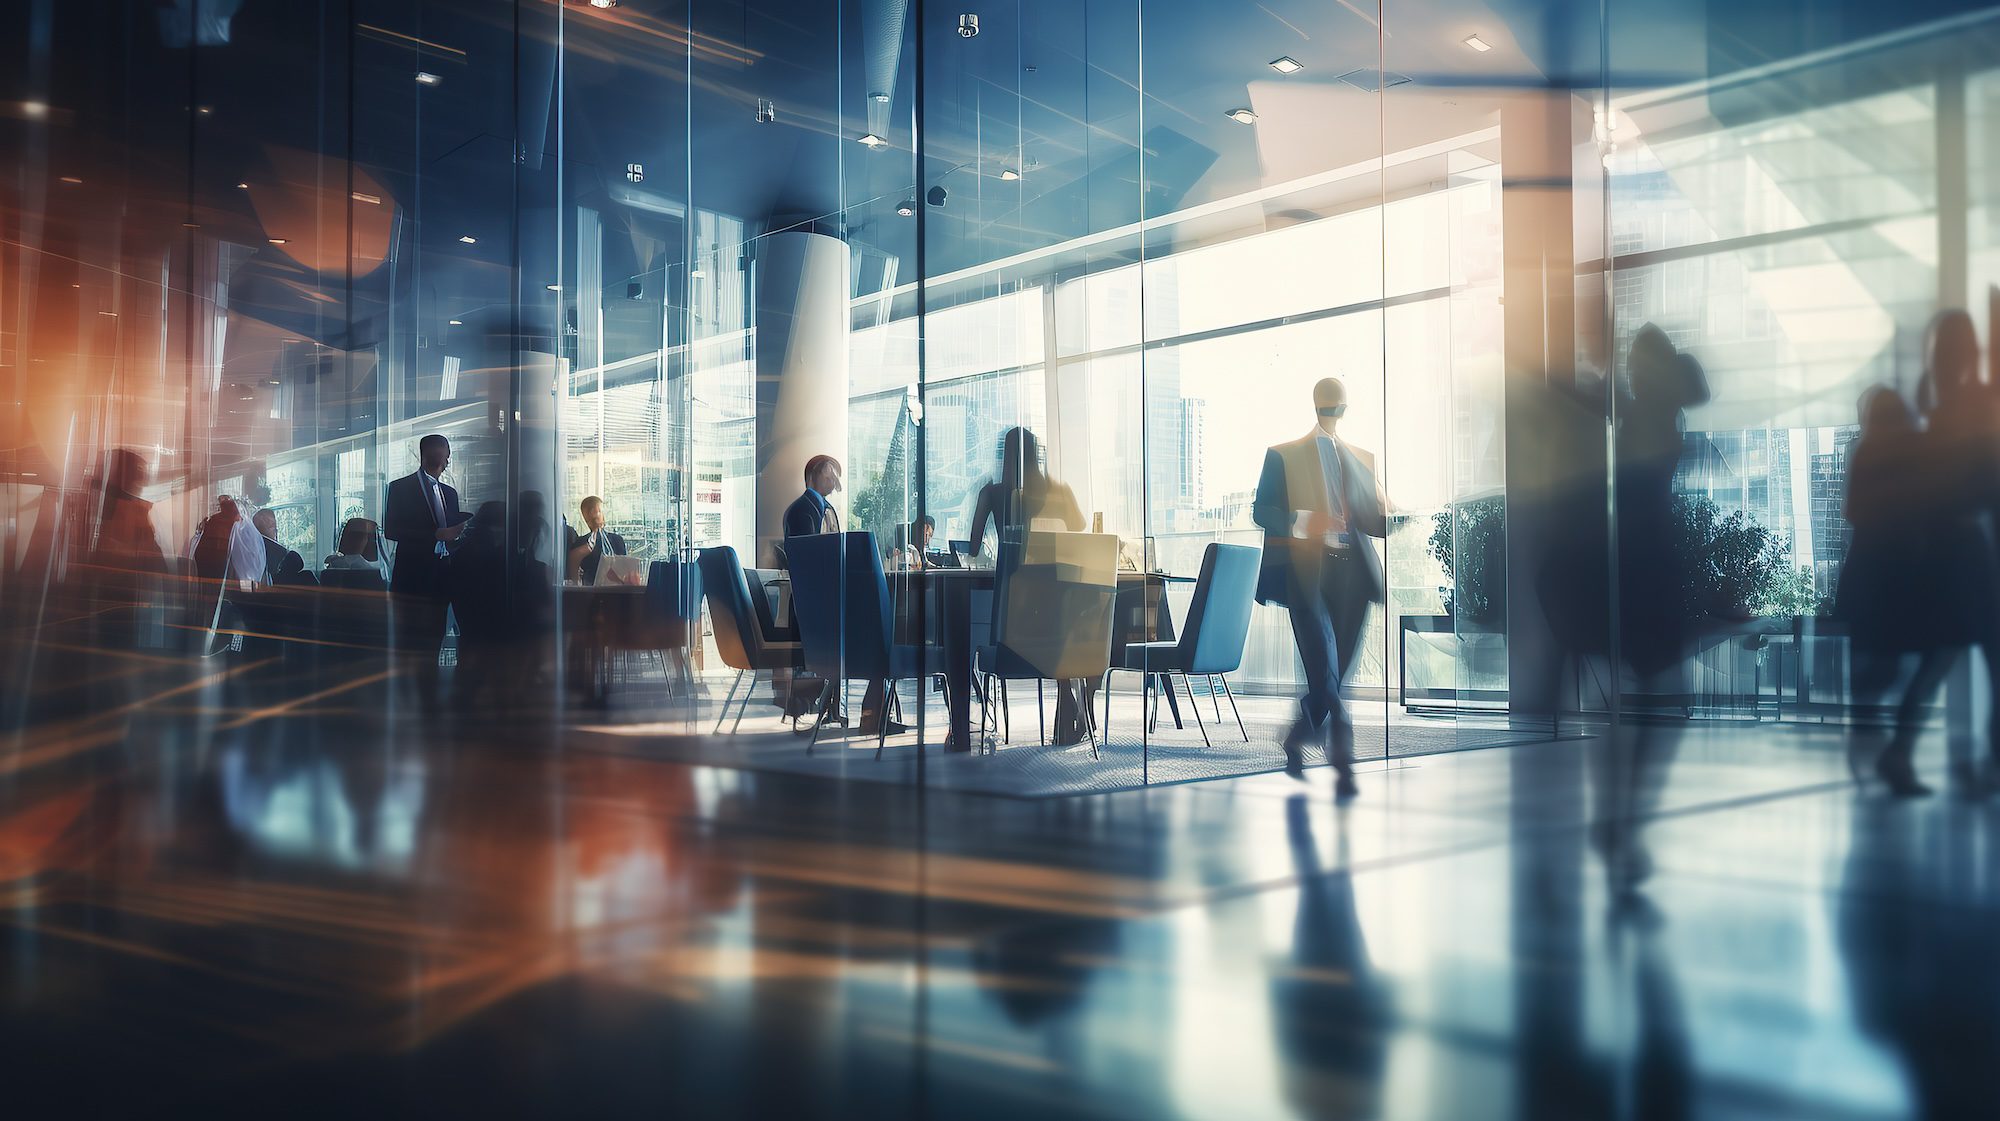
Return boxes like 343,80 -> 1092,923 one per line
1286,551 -> 1371,774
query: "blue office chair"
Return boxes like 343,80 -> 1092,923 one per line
785,532 -> 928,757
977,532 -> 1120,756
1107,542 -> 1260,747
698,546 -> 805,734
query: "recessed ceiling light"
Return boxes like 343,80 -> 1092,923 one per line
268,238 -> 288,245
196,106 -> 212,116
98,311 -> 117,317
415,71 -> 443,87
1225,108 -> 1257,124
449,319 -> 462,325
21,100 -> 48,118
546,284 -> 561,291
589,0 -> 617,7
350,191 -> 381,205
858,133 -> 887,149
182,221 -> 201,229
1269,56 -> 1303,74
236,182 -> 249,189
896,198 -> 916,216
71,283 -> 80,288
458,235 -> 477,244
58,175 -> 82,184
1463,34 -> 1492,52
999,168 -> 1020,181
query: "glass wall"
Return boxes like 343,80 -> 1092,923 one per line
10,1 -> 2000,786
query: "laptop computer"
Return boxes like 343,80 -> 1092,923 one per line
593,554 -> 647,587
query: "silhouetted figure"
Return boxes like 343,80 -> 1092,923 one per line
1868,310 -> 2000,796
322,517 -> 389,592
384,434 -> 465,703
449,501 -> 517,707
1254,379 -> 1388,801
84,448 -> 165,574
1836,389 -> 1926,714
971,427 -> 1093,744
1592,326 -> 1705,890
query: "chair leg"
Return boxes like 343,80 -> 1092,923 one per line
1207,674 -> 1224,723
1037,680 -> 1046,746
1102,670 -> 1114,747
876,680 -> 895,759
1000,679 -> 1011,743
1182,672 -> 1211,747
1221,675 -> 1249,742
715,669 -> 745,735
735,672 -> 762,732
806,680 -> 837,754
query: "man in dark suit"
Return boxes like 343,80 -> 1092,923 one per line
783,454 -> 844,539
383,434 -> 465,698
779,453 -> 901,733
250,508 -> 303,584
566,495 -> 627,584
1253,378 -> 1388,801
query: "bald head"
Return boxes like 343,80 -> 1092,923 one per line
1313,378 -> 1348,434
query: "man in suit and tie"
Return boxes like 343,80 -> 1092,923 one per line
1253,378 -> 1388,801
384,434 -> 465,699
566,495 -> 627,584
783,454 -> 844,539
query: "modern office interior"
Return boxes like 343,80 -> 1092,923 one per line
8,1 -> 2000,1117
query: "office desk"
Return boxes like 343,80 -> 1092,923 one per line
780,569 -> 1186,753
561,584 -> 691,701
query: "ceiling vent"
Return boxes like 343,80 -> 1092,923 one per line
1335,69 -> 1413,93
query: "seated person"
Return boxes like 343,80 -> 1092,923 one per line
888,515 -> 938,571
272,551 -> 319,587
566,495 -> 627,584
322,517 -> 388,590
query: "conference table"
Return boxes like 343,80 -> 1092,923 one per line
773,567 -> 1191,753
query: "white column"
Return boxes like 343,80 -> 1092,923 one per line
754,231 -> 849,565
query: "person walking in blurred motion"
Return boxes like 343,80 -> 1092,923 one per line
1861,310 -> 2000,797
384,434 -> 466,702
1836,388 -> 1930,775
1591,326 -> 1706,889
969,427 -> 1093,744
1254,378 -> 1388,801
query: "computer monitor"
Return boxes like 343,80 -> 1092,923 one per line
947,539 -> 975,567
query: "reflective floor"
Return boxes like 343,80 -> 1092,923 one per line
4,666 -> 1998,1119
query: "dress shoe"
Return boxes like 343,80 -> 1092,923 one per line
1281,718 -> 1312,781
1875,755 -> 1932,798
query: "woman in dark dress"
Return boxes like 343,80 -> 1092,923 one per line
1866,310 -> 2000,796
968,428 -> 1095,744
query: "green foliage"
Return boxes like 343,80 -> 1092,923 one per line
1672,494 -> 1818,618
1426,493 -> 1821,625
1427,496 -> 1506,626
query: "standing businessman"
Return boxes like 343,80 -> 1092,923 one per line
1253,378 -> 1388,801
384,434 -> 465,700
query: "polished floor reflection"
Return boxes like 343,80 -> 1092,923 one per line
4,667 -> 1997,1119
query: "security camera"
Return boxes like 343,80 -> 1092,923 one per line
958,14 -> 979,38
927,186 -> 948,208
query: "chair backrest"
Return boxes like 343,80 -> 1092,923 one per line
786,532 -> 895,681
697,546 -> 760,672
645,559 -> 702,622
993,531 -> 1119,680
1178,542 -> 1262,674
